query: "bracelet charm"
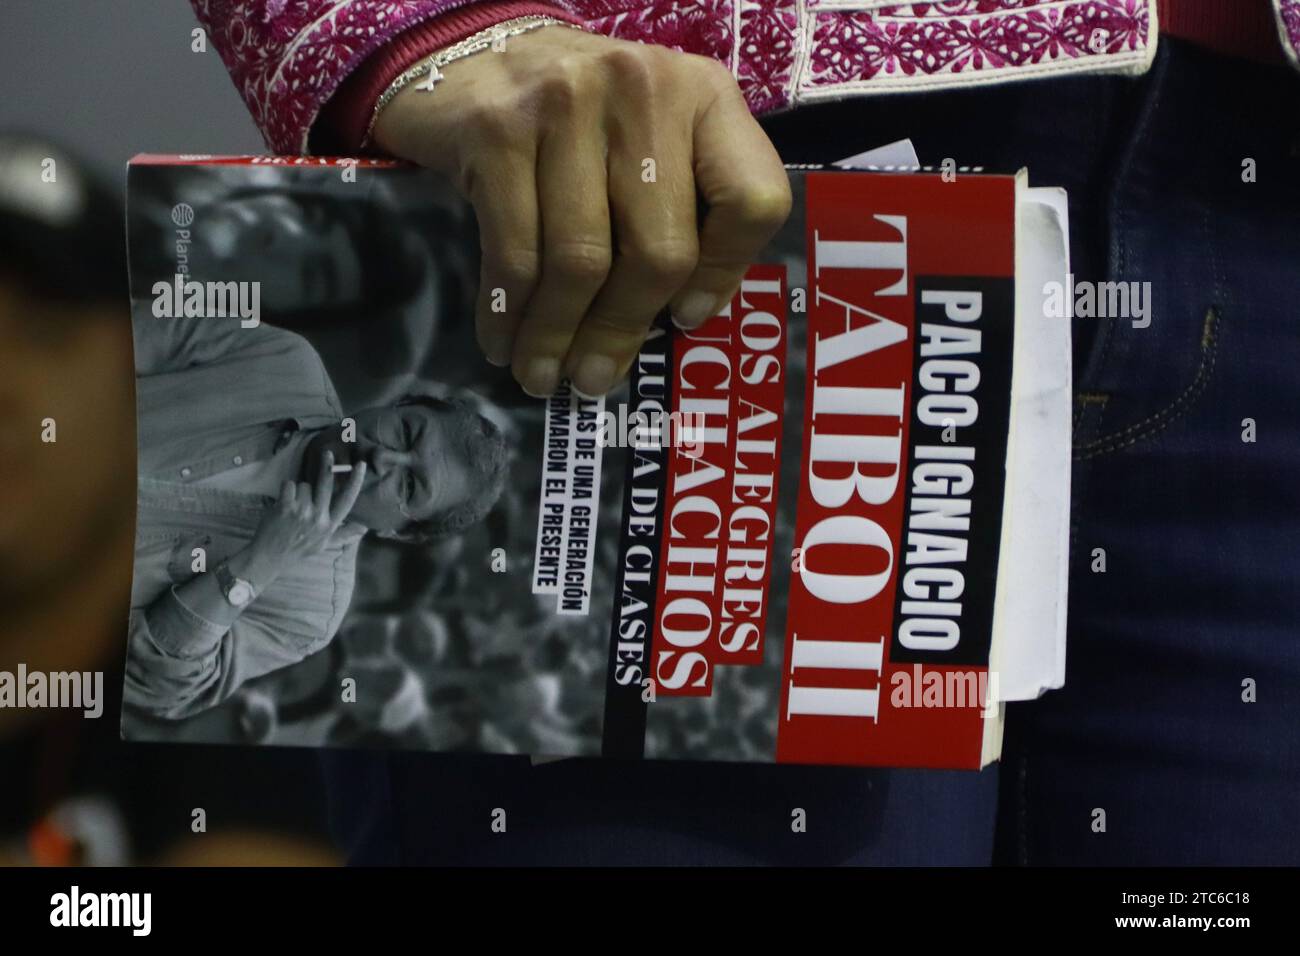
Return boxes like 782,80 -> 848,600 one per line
363,16 -> 583,148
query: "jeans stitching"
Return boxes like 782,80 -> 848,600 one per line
1074,44 -> 1168,445
1072,306 -> 1220,460
1072,391 -> 1109,432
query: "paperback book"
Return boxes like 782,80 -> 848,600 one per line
121,154 -> 1071,769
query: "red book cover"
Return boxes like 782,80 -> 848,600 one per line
775,172 -> 1015,768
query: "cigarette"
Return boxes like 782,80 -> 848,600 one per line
332,463 -> 353,474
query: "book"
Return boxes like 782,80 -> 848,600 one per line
121,154 -> 1071,769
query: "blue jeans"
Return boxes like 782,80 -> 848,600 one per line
995,41 -> 1300,866
324,39 -> 1300,865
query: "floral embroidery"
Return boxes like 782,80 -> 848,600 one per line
806,0 -> 1149,91
737,0 -> 798,113
1280,0 -> 1300,68
190,0 -> 1300,154
874,2 -> 1046,17
583,0 -> 734,61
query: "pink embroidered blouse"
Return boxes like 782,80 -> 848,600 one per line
189,0 -> 1300,155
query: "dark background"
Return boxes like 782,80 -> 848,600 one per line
0,0 -> 337,866
2,0 -> 264,187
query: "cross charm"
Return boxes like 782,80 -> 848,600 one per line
415,62 -> 445,92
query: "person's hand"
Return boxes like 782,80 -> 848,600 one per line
373,26 -> 792,397
237,689 -> 278,743
241,453 -> 367,586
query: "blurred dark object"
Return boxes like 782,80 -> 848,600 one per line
0,133 -> 337,866
0,132 -> 126,307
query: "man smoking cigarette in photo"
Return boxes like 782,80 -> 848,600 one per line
126,313 -> 508,720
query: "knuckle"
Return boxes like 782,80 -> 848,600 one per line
468,109 -> 522,150
539,56 -> 590,111
548,239 -> 614,285
489,248 -> 542,294
691,54 -> 738,93
601,45 -> 656,91
582,309 -> 652,343
624,235 -> 698,285
724,179 -> 793,233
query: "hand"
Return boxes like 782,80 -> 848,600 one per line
373,26 -> 791,397
237,689 -> 278,743
242,453 -> 367,584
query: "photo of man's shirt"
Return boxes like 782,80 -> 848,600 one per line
126,313 -> 361,720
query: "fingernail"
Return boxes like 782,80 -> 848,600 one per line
572,354 -> 618,397
520,357 -> 561,397
485,344 -> 512,367
671,291 -> 718,329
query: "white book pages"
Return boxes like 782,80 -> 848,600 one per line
988,176 -> 1072,709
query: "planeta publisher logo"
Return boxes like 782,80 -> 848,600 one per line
159,198 -> 260,326
50,886 -> 151,936
170,202 -> 195,227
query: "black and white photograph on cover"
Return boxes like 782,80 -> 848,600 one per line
122,160 -> 808,760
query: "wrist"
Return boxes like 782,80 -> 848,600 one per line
314,2 -> 584,154
227,545 -> 280,593
371,17 -> 580,153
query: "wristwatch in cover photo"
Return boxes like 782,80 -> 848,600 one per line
215,561 -> 255,608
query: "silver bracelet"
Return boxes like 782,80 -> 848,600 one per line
362,15 -> 581,148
